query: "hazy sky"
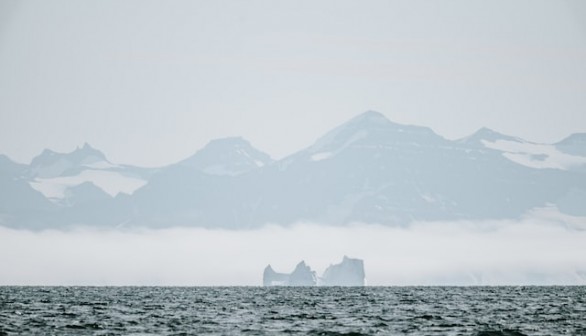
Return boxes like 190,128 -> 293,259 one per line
1,0 -> 585,167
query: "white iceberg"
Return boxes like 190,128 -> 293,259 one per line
263,257 -> 365,286
320,256 -> 366,286
263,261 -> 317,286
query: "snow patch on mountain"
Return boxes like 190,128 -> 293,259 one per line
482,139 -> 586,170
28,144 -> 112,178
24,143 -> 150,202
310,152 -> 334,161
83,161 -> 118,169
29,170 -> 147,200
31,154 -> 115,178
460,127 -> 522,145
2,111 -> 585,229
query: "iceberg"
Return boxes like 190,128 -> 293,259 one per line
263,257 -> 365,286
320,256 -> 366,286
263,261 -> 317,286
263,265 -> 290,286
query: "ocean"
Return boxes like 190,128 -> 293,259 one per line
1,286 -> 584,335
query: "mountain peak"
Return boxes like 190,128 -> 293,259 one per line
341,110 -> 405,130
476,127 -> 506,138
179,137 -> 273,176
349,110 -> 392,124
74,142 -> 105,157
29,144 -> 109,178
205,136 -> 251,148
461,127 -> 520,145
34,144 -> 106,162
556,133 -> 586,146
556,133 -> 586,156
39,148 -> 57,157
80,142 -> 95,150
307,111 -> 441,156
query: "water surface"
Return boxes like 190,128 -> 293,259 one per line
1,286 -> 585,335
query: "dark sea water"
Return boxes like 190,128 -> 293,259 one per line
1,286 -> 585,335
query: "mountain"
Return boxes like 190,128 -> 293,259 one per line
458,127 -> 522,146
253,112 -> 584,225
28,143 -> 108,179
25,143 -> 155,205
556,133 -> 586,157
0,154 -> 26,176
0,155 -> 57,228
460,128 -> 586,172
177,137 -> 273,176
0,111 -> 585,229
113,137 -> 273,228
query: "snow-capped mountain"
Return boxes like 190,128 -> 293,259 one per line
459,127 -> 522,146
283,110 -> 450,166
122,137 -> 274,228
0,111 -> 584,229
28,143 -> 110,179
17,143 -> 155,206
461,128 -> 586,172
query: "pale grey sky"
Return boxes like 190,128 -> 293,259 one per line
1,0 -> 585,167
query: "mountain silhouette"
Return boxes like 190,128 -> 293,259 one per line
1,111 -> 584,229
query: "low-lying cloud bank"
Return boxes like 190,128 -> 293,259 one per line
1,210 -> 585,286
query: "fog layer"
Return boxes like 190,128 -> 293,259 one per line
1,215 -> 585,286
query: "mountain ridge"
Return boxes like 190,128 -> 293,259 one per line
1,111 -> 585,229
